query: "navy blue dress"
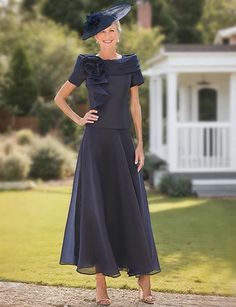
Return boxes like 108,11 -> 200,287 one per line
59,53 -> 161,278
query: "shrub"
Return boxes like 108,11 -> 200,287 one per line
63,154 -> 76,177
32,100 -> 62,135
2,153 -> 31,181
29,135 -> 75,180
142,152 -> 166,182
0,154 -> 5,180
15,129 -> 35,145
59,116 -> 82,147
168,177 -> 192,197
159,173 -> 192,197
159,173 -> 173,194
1,139 -> 17,155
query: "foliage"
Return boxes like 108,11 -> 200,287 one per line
118,23 -> 164,65
22,0 -> 37,11
31,99 -> 62,135
15,129 -> 35,145
173,0 -> 204,43
58,115 -> 83,148
1,139 -> 17,155
2,45 -> 38,115
159,173 -> 173,194
197,0 -> 236,43
29,135 -> 75,180
17,20 -> 85,101
151,0 -> 177,43
0,15 -> 86,104
151,0 -> 204,43
30,98 -> 84,147
0,130 -> 76,181
1,153 -> 31,181
141,151 -> 166,181
159,173 -> 192,197
168,177 -> 192,197
0,153 -> 5,180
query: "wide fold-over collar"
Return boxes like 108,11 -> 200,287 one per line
81,53 -> 141,75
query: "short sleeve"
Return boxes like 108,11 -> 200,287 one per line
130,69 -> 145,88
68,54 -> 86,87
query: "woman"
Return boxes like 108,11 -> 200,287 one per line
54,2 -> 161,306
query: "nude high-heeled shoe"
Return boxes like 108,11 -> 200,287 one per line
138,277 -> 156,304
96,298 -> 111,306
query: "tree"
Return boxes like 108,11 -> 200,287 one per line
197,0 -> 236,43
152,0 -> 204,43
174,0 -> 204,43
151,0 -> 178,43
22,0 -> 37,11
3,45 -> 38,115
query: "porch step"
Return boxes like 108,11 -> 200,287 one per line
192,179 -> 236,197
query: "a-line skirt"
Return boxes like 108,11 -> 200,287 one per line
59,124 -> 161,278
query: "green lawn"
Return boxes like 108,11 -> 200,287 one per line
0,185 -> 235,296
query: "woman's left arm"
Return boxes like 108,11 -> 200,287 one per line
130,85 -> 145,172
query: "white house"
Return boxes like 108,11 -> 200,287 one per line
143,27 -> 236,196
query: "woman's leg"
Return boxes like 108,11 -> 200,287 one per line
95,273 -> 110,302
138,274 -> 152,296
137,274 -> 156,303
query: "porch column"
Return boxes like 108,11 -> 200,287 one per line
156,76 -> 163,154
149,76 -> 158,153
167,72 -> 178,171
229,73 -> 236,169
179,86 -> 188,121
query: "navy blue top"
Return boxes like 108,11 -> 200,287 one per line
68,53 -> 144,129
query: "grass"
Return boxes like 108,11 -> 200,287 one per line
0,185 -> 235,296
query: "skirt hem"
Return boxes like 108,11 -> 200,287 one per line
59,262 -> 161,278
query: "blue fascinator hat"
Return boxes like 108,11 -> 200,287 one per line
81,2 -> 132,40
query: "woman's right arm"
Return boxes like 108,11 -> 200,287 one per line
54,80 -> 99,126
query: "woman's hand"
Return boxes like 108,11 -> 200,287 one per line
77,109 -> 99,126
135,143 -> 145,172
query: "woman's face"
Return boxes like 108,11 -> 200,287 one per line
95,22 -> 119,49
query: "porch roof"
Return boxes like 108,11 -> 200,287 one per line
143,44 -> 236,76
214,26 -> 236,44
164,44 -> 236,53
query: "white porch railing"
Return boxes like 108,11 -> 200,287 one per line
176,122 -> 230,169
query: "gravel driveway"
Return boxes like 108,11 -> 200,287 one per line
0,281 -> 236,307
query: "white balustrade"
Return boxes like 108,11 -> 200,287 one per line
177,122 -> 230,170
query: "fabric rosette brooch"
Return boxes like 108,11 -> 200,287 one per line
82,55 -> 110,108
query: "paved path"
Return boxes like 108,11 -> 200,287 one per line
0,281 -> 235,307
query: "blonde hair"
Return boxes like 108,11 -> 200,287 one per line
115,20 -> 122,34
